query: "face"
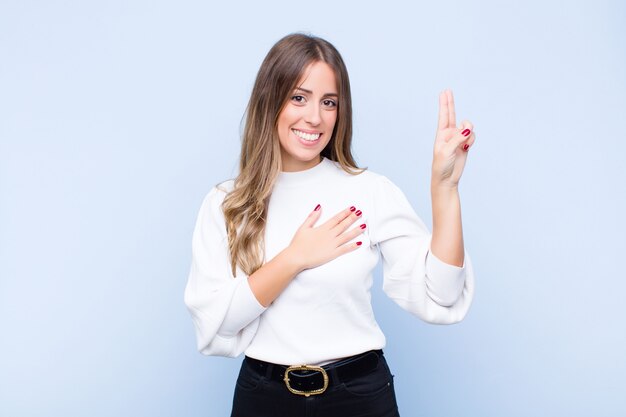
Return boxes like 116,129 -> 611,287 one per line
276,61 -> 338,172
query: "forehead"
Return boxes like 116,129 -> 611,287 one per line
296,61 -> 338,93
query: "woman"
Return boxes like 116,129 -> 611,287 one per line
184,32 -> 476,417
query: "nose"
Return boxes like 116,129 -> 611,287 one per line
304,102 -> 322,126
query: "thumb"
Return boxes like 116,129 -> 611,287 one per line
301,204 -> 322,228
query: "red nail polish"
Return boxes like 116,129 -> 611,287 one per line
461,129 -> 471,137
356,241 -> 362,246
360,224 -> 366,229
314,204 -> 321,211
463,144 -> 469,151
349,206 -> 356,212
355,210 -> 362,216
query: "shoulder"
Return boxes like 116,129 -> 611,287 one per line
214,179 -> 235,197
210,178 -> 235,198
349,167 -> 410,208
199,179 -> 235,213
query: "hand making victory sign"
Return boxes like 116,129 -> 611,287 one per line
428,89 -> 476,267
431,89 -> 477,188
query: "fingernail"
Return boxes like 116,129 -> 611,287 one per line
349,206 -> 356,212
314,204 -> 321,211
360,224 -> 366,229
356,241 -> 362,246
461,129 -> 471,137
355,210 -> 362,216
463,144 -> 469,151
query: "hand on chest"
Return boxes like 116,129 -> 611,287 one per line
264,185 -> 377,297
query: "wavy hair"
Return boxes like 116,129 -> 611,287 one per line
221,32 -> 365,277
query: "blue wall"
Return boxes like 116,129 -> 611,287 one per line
1,1 -> 625,416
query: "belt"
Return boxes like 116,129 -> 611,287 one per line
244,349 -> 383,397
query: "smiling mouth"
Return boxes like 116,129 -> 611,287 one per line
292,129 -> 321,141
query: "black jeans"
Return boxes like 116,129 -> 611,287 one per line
230,351 -> 400,417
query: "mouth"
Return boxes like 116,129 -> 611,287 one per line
292,128 -> 322,142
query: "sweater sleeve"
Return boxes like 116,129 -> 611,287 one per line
183,185 -> 267,357
369,175 -> 475,324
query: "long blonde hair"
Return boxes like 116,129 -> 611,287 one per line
222,32 -> 364,277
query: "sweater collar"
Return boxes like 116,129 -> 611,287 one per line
275,157 -> 335,187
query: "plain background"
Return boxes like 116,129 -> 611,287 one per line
1,1 -> 625,416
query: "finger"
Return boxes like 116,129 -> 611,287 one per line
447,89 -> 457,129
334,239 -> 364,257
301,203 -> 322,228
331,208 -> 362,235
458,120 -> 475,151
462,132 -> 476,152
459,119 -> 473,132
447,119 -> 474,149
447,127 -> 472,151
437,90 -> 449,131
335,222 -> 366,246
320,205 -> 355,229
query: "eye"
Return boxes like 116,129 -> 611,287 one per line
323,99 -> 337,108
291,95 -> 306,104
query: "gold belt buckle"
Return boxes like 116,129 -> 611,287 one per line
283,365 -> 329,397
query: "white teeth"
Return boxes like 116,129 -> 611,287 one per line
292,129 -> 321,141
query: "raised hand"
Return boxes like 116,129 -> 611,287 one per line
431,89 -> 477,188
286,204 -> 366,271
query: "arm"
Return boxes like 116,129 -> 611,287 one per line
184,219 -> 300,355
184,188 -> 366,356
371,175 -> 474,324
429,88 -> 477,266
247,248 -> 301,308
430,185 -> 464,267
183,186 -> 267,357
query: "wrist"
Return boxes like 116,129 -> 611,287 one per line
431,182 -> 459,197
431,184 -> 461,221
278,246 -> 305,275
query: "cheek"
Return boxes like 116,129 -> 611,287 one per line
325,112 -> 338,131
279,109 -> 298,129
277,111 -> 294,140
278,127 -> 291,147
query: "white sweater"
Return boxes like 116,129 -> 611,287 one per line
184,157 -> 475,366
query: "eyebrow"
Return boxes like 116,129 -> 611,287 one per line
295,87 -> 338,98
